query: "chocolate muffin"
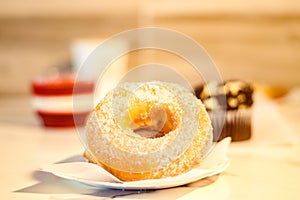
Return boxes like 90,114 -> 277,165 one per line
195,80 -> 254,141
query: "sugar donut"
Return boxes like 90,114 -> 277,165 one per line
85,81 -> 213,181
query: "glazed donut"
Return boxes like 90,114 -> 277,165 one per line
85,81 -> 213,181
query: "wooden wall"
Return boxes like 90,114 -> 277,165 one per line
137,0 -> 300,88
0,0 -> 138,94
0,0 -> 299,94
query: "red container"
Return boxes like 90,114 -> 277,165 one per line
31,72 -> 94,127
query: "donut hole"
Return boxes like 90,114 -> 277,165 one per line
128,102 -> 179,139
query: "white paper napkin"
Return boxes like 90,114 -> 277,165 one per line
40,137 -> 231,189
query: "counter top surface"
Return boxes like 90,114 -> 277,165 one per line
0,93 -> 300,200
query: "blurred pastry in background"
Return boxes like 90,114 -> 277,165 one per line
254,84 -> 289,99
195,80 -> 254,141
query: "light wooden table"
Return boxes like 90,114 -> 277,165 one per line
0,93 -> 300,200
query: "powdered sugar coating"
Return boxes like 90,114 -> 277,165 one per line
85,81 -> 212,180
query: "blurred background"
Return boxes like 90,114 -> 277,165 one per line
2,2 -> 300,198
0,0 -> 299,95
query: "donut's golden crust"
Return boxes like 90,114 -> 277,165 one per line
85,82 -> 212,181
